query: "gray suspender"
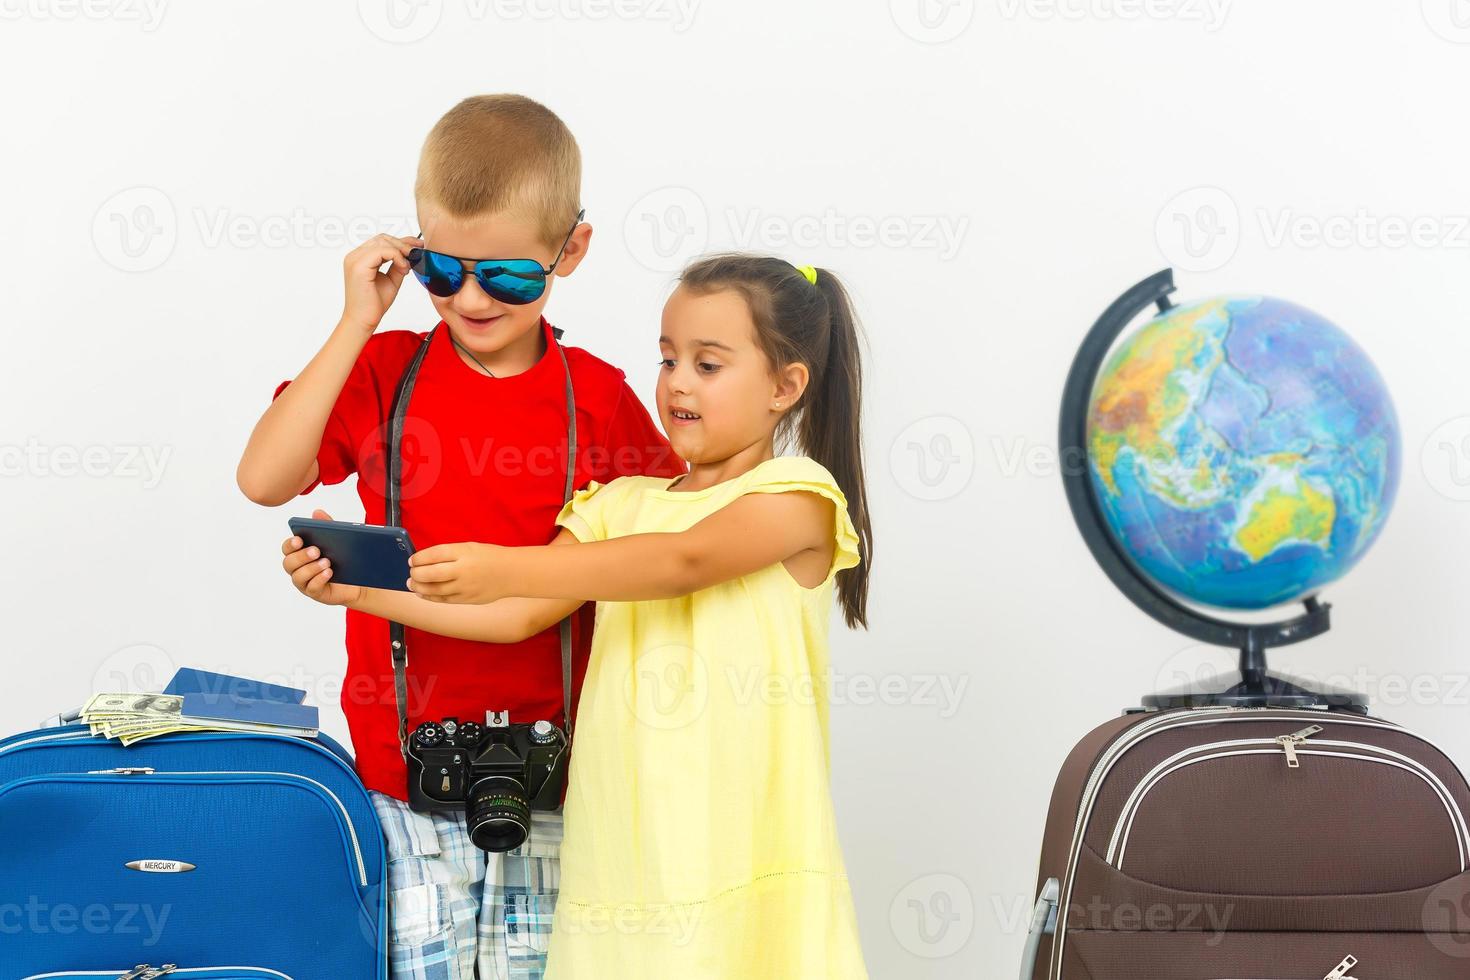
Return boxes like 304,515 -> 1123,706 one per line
386,324 -> 578,761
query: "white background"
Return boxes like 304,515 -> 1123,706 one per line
4,1 -> 1470,975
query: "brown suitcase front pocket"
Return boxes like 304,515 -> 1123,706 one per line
1066,932 -> 1470,980
1104,740 -> 1469,896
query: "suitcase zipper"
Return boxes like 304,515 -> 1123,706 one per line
1050,708 -> 1468,980
0,730 -> 371,882
89,767 -> 156,775
1277,725 -> 1324,768
1106,737 -> 1470,869
0,730 -> 94,755
1324,954 -> 1359,980
23,967 -> 292,980
0,728 -> 358,787
1,769 -> 368,888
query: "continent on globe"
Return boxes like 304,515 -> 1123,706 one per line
1087,295 -> 1400,610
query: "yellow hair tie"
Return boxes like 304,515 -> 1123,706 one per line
796,264 -> 818,285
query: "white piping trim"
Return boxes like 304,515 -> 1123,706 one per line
1111,746 -> 1468,871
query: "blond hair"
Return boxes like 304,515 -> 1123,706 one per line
414,94 -> 582,246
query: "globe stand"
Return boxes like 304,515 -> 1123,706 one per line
1059,268 -> 1369,714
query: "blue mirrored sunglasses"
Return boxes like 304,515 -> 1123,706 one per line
407,209 -> 585,305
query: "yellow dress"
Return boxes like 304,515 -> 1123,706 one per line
544,455 -> 868,979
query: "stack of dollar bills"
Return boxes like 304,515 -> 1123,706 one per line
82,692 -> 320,746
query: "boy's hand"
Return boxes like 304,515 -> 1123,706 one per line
341,233 -> 425,335
281,509 -> 363,607
408,542 -> 510,604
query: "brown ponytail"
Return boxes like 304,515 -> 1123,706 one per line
679,254 -> 872,629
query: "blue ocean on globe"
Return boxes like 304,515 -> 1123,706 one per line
1087,295 -> 1400,610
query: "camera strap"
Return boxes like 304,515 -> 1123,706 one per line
386,322 -> 578,761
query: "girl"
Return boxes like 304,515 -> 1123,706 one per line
284,254 -> 872,978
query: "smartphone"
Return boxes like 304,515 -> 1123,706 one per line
288,517 -> 416,592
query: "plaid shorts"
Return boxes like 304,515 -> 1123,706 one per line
371,791 -> 562,980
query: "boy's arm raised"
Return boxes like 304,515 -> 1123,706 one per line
236,233 -> 421,506
236,321 -> 365,505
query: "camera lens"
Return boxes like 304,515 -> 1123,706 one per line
466,775 -> 531,852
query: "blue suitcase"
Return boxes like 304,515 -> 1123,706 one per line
0,716 -> 387,980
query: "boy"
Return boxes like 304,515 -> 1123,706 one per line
237,94 -> 683,979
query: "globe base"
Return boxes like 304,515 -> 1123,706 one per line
1141,670 -> 1370,714
1140,599 -> 1368,713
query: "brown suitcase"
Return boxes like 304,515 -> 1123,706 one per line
1020,706 -> 1470,979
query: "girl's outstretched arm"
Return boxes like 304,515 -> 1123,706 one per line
408,491 -> 836,604
352,529 -> 585,641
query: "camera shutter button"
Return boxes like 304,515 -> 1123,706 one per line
531,720 -> 557,743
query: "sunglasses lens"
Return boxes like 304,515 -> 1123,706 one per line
475,259 -> 547,305
411,249 -> 466,297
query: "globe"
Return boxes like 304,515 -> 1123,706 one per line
1086,295 -> 1401,611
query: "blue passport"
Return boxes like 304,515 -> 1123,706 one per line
179,693 -> 320,731
165,667 -> 307,705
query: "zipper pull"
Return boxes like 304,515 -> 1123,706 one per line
87,767 -> 155,775
138,966 -> 178,980
1324,953 -> 1358,979
115,967 -> 152,980
1277,725 -> 1324,769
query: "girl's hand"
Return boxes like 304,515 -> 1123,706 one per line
407,542 -> 510,604
280,509 -> 363,607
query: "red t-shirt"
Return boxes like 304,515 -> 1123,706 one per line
273,318 -> 685,799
